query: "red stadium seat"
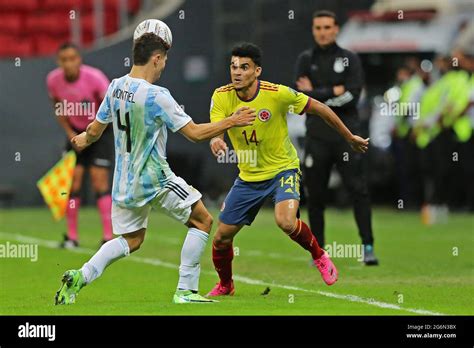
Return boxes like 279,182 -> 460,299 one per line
82,31 -> 94,46
0,0 -> 142,57
104,9 -> 119,35
0,14 -> 23,36
42,0 -> 83,11
81,11 -> 119,36
26,12 -> 71,36
0,35 -> 34,57
128,0 -> 141,13
33,35 -> 69,56
81,0 -> 140,12
0,0 -> 40,11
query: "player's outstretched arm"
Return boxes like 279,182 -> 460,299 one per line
306,98 -> 369,153
179,107 -> 256,143
71,120 -> 108,151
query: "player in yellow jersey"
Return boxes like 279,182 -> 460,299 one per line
206,43 -> 368,296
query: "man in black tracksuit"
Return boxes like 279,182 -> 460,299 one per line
295,10 -> 378,265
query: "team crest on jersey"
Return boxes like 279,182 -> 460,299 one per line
333,58 -> 345,73
258,109 -> 272,122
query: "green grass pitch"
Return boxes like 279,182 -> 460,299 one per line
0,207 -> 472,315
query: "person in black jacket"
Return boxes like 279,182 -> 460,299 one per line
295,10 -> 378,265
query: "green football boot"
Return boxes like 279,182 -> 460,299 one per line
54,269 -> 85,305
172,290 -> 218,304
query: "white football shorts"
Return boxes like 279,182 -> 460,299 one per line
111,176 -> 202,235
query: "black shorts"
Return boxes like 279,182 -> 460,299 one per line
65,126 -> 114,168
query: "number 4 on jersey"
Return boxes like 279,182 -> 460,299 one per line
116,110 -> 131,152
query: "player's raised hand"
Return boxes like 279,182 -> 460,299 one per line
210,137 -> 228,158
71,132 -> 89,152
230,106 -> 256,127
349,135 -> 369,153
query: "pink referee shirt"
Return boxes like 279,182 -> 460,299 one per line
46,64 -> 110,131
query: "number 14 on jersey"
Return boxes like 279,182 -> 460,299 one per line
242,129 -> 259,145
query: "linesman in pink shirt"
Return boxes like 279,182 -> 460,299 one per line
46,43 -> 113,248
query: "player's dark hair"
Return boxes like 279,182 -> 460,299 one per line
312,10 -> 339,26
57,42 -> 80,54
133,33 -> 169,66
231,42 -> 262,67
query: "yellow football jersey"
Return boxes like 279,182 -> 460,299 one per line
210,80 -> 310,182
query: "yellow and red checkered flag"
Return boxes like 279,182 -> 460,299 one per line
37,151 -> 76,221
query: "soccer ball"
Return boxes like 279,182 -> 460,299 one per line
133,19 -> 172,48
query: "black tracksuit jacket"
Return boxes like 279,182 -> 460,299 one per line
295,42 -> 364,142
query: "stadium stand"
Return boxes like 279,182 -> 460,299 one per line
0,0 -> 141,57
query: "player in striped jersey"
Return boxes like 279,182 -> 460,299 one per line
54,33 -> 256,305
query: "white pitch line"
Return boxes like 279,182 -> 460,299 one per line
0,232 -> 446,316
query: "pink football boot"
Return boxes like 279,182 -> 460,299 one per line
314,251 -> 338,285
207,281 -> 235,297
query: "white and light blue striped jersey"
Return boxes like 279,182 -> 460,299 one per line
96,74 -> 192,208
